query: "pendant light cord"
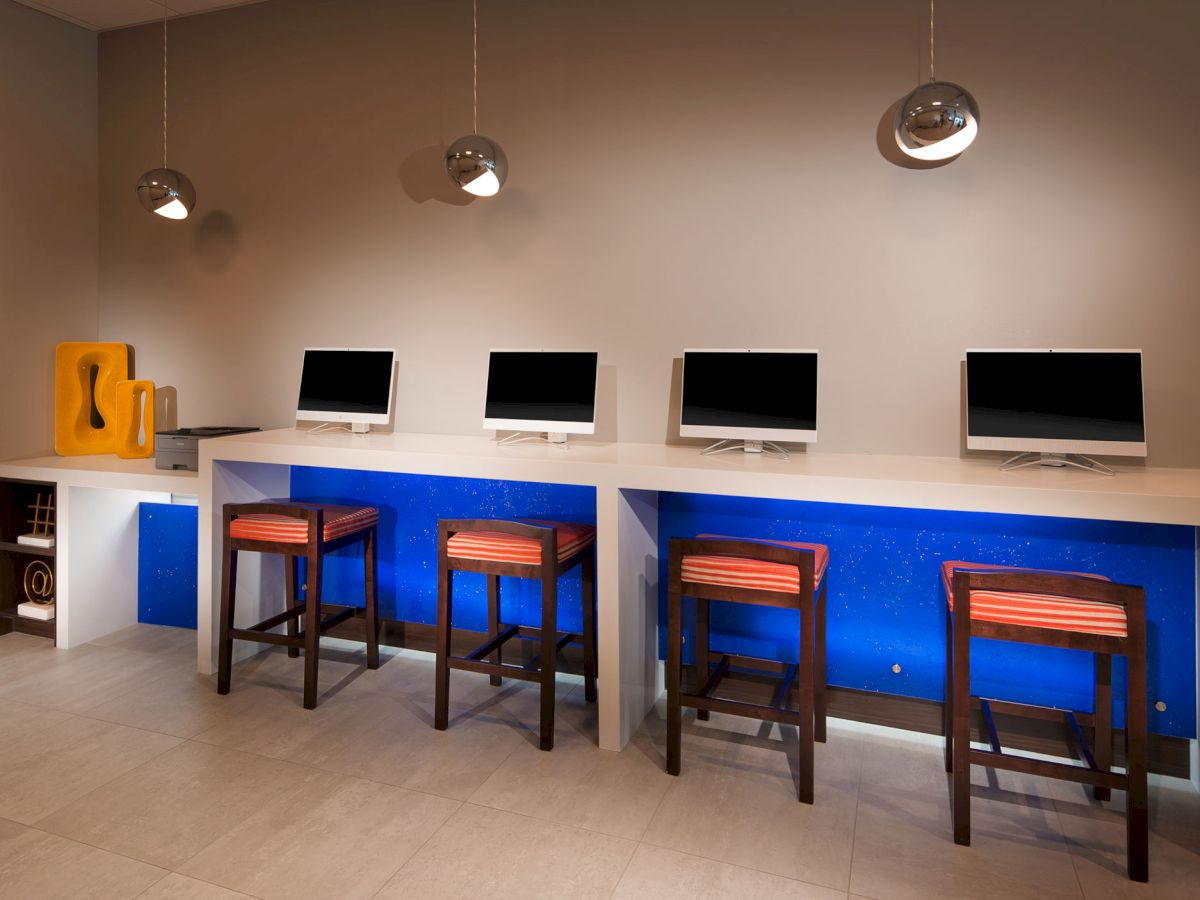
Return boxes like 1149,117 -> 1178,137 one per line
929,0 -> 935,83
472,0 -> 478,134
162,8 -> 169,168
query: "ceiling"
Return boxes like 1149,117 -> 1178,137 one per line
14,0 -> 268,31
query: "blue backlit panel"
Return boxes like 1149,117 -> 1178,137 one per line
658,494 -> 1196,738
289,467 -> 596,633
138,502 -> 198,629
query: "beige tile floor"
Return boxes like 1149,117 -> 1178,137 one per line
0,625 -> 1197,899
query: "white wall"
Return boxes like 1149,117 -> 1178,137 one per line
0,0 -> 98,461
96,0 -> 1200,465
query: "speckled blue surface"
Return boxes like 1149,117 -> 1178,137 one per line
289,467 -> 596,632
138,502 -> 198,629
658,493 -> 1196,738
279,467 -> 1195,739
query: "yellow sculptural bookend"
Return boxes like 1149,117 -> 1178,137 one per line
54,342 -> 130,456
114,380 -> 156,459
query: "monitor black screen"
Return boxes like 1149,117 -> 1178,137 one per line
485,351 -> 598,424
681,351 -> 818,431
966,351 -> 1145,442
297,349 -> 394,415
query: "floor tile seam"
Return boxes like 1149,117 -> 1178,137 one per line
635,839 -> 849,894
22,735 -> 183,828
635,830 -> 851,894
457,799 -> 641,848
11,816 -> 176,877
136,869 -> 268,900
179,735 -> 493,806
844,728 -> 867,897
40,702 -> 205,742
365,798 -> 468,900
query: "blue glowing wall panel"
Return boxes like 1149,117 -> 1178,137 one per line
658,494 -> 1196,739
289,467 -> 596,632
138,502 -> 198,628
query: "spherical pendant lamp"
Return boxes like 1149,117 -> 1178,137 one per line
446,135 -> 508,197
895,81 -> 980,161
136,167 -> 197,219
137,12 -> 196,220
446,1 -> 508,198
894,1 -> 979,162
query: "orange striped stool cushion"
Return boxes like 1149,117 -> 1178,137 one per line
682,535 -> 830,593
229,505 -> 378,544
446,520 -> 596,566
942,561 -> 1127,638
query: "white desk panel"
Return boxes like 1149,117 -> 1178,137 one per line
198,429 -> 1200,750
0,455 -> 198,648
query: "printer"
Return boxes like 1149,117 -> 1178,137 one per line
155,427 -> 261,471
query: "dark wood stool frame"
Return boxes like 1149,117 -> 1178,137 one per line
217,502 -> 380,710
945,568 -> 1148,882
667,537 -> 827,804
434,519 -> 597,752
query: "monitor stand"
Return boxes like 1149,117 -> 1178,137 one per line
999,451 -> 1114,477
498,431 -> 570,448
701,439 -> 789,460
351,422 -> 370,434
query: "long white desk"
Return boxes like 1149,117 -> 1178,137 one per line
200,429 -> 1200,751
0,455 -> 198,648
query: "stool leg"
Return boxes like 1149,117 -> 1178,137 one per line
666,584 -> 682,776
695,597 -> 710,721
302,548 -> 322,710
434,567 -> 453,731
538,571 -> 558,751
364,527 -> 379,670
815,579 -> 827,744
1126,639 -> 1149,881
944,604 -> 953,774
951,610 -> 972,846
216,540 -> 237,695
284,556 -> 300,659
797,590 -> 815,804
1093,653 -> 1112,802
581,547 -> 597,704
487,574 -> 502,687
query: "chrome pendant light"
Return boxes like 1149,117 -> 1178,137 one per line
895,0 -> 980,161
137,9 -> 196,220
445,0 -> 508,197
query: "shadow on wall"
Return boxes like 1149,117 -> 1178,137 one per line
663,356 -> 705,450
876,96 -> 956,171
193,210 -> 241,274
397,144 -> 474,206
594,364 -> 618,443
155,385 -> 179,432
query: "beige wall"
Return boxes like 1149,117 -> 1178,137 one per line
0,0 -> 98,460
96,0 -> 1200,465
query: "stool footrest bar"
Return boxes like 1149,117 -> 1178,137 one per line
466,625 -> 521,662
700,654 -> 732,698
979,698 -> 1003,755
969,748 -> 1125,790
228,628 -> 300,648
246,604 -> 306,632
446,656 -> 543,683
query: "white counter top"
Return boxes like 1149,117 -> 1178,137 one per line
200,428 -> 1200,527
0,455 -> 200,495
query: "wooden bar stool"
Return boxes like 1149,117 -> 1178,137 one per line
667,535 -> 829,803
943,561 -> 1148,882
434,519 -> 597,751
217,500 -> 380,709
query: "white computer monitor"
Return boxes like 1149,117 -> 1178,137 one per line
680,349 -> 818,453
965,348 -> 1147,466
295,347 -> 396,431
483,350 -> 598,441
